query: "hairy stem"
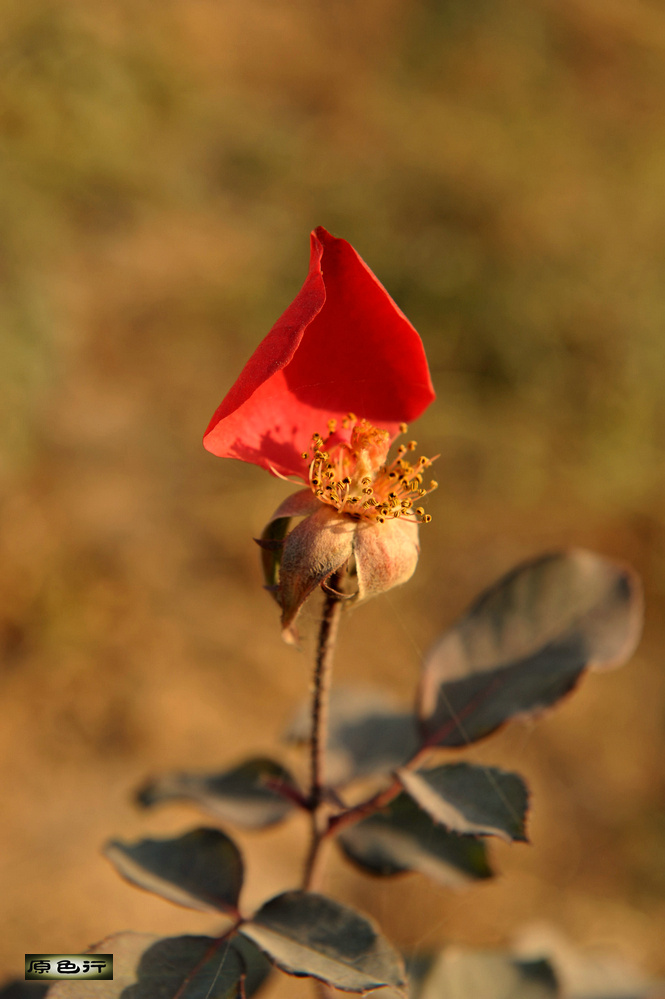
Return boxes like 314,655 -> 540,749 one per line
303,574 -> 344,890
302,819 -> 324,892
309,576 -> 344,805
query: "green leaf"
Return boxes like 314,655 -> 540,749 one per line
516,926 -> 665,999
419,550 -> 643,747
45,933 -> 258,999
240,891 -> 406,994
397,762 -> 529,842
104,828 -> 243,914
415,949 -> 559,999
137,757 -> 299,829
1,984 -> 48,999
337,793 -> 492,886
230,936 -> 273,998
285,686 -> 420,785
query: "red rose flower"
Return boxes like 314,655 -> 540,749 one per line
204,227 -> 436,641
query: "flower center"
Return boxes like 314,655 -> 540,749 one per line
302,417 -> 437,524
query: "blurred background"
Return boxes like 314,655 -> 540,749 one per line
1,0 -> 665,993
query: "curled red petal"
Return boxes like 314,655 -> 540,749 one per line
203,227 -> 435,479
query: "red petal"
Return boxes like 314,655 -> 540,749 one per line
204,228 -> 435,478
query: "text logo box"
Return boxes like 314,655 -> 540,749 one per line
25,955 -> 113,980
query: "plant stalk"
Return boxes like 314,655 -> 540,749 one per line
303,573 -> 344,889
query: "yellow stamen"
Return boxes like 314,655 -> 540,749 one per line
305,417 -> 437,525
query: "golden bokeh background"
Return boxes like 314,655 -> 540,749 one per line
1,1 -> 665,993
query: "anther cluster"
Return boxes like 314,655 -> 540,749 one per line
302,417 -> 437,524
